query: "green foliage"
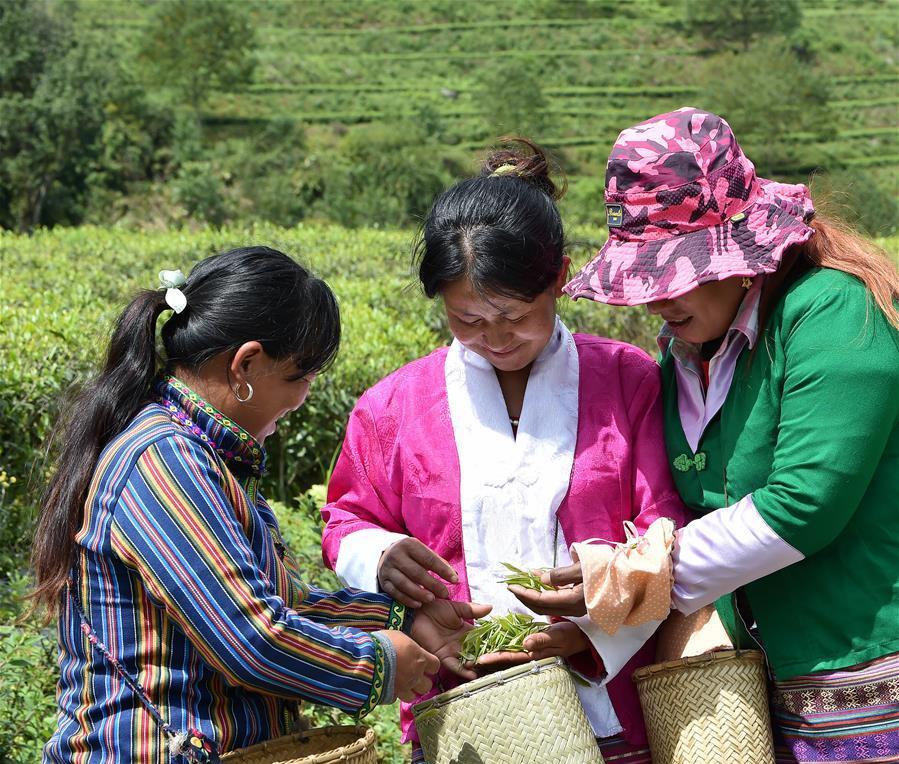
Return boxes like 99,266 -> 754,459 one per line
683,0 -> 802,51
691,43 -> 835,177
233,118 -> 316,227
0,624 -> 57,762
310,121 -> 468,227
170,160 -> 232,226
3,0 -> 896,231
533,0 -> 625,20
0,1 -> 106,229
0,573 -> 57,763
812,168 -> 899,237
475,58 -> 548,137
499,562 -> 556,591
459,613 -> 547,663
272,492 -> 339,591
0,0 -> 175,231
0,0 -> 69,94
558,175 -> 605,232
1,222 -> 897,762
139,0 -> 257,109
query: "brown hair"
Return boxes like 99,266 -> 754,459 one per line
479,135 -> 567,201
415,136 -> 568,300
758,214 -> 899,334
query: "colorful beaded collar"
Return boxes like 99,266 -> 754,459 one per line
156,376 -> 266,477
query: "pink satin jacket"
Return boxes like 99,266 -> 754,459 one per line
322,335 -> 690,745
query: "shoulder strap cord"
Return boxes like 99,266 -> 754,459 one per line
67,569 -> 219,762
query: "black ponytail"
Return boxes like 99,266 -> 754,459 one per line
414,137 -> 567,300
29,246 -> 339,618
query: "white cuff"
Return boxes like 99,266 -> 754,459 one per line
672,495 -> 805,615
334,528 -> 409,592
565,614 -> 660,685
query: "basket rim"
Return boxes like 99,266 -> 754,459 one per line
412,657 -> 565,714
632,648 -> 765,679
223,724 -> 374,759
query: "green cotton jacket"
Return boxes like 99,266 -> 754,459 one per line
661,267 -> 899,679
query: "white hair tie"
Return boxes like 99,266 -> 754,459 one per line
159,269 -> 187,314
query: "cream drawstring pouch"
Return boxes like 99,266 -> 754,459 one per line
570,518 -> 676,636
570,517 -> 733,658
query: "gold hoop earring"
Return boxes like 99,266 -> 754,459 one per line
234,381 -> 254,403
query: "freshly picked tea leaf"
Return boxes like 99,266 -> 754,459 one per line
460,613 -> 549,663
498,562 -> 557,592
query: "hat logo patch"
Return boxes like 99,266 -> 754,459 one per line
606,204 -> 624,227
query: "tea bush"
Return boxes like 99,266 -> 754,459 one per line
3,223 -> 894,761
0,567 -> 55,760
0,221 -> 663,577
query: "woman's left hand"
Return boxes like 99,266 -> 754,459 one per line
470,621 -> 590,674
522,620 -> 588,659
507,563 -> 587,616
411,599 -> 492,680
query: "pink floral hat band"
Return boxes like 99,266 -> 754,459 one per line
564,107 -> 815,306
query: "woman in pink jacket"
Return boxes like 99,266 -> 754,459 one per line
321,140 -> 689,763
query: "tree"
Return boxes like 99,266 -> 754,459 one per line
0,0 -> 71,229
475,58 -> 548,138
0,0 -> 173,231
233,117 -> 314,226
692,42 -> 834,177
139,0 -> 257,109
0,0 -> 68,96
313,121 -> 466,228
684,0 -> 802,51
0,1 -> 129,229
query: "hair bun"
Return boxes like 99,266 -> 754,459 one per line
481,136 -> 565,200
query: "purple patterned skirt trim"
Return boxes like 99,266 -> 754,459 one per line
771,651 -> 899,763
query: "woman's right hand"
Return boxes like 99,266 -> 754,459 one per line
507,563 -> 587,616
377,538 -> 458,607
379,630 -> 441,701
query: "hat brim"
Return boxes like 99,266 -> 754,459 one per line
564,180 -> 815,307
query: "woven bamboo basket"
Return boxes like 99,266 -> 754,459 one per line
412,657 -> 604,764
220,725 -> 376,764
632,649 -> 775,764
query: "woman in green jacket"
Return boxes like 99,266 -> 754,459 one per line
520,107 -> 899,763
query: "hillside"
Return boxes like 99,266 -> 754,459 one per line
79,0 -> 898,191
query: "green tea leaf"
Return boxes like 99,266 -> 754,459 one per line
460,613 -> 548,663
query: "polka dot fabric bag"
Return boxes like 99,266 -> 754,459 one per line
571,518 -> 675,635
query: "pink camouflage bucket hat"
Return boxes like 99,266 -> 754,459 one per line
564,107 -> 816,306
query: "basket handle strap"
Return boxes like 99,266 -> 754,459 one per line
68,567 -> 220,762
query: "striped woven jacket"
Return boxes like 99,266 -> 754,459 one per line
44,377 -> 405,763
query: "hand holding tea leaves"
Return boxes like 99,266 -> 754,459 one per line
412,599 -> 492,680
460,613 -> 547,666
521,621 -> 588,660
508,562 -> 587,616
498,562 -> 557,591
462,615 -> 590,674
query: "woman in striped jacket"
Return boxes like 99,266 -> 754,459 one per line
31,246 -> 486,763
